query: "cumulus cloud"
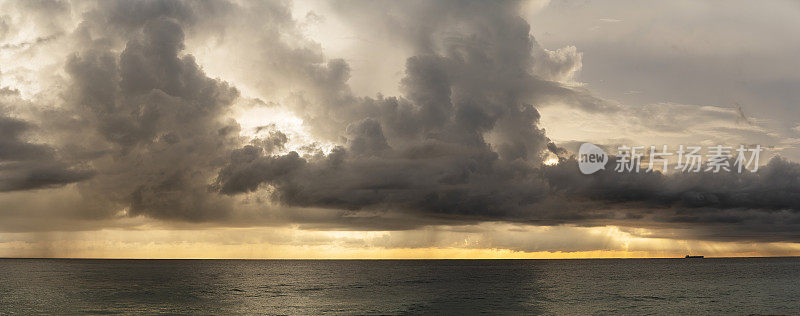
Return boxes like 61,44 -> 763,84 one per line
212,1 -> 561,223
0,88 -> 93,192
39,0 -> 243,221
0,0 -> 798,247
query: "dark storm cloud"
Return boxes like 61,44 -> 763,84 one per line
542,156 -> 800,241
0,0 -> 300,225
55,0 -> 242,221
209,0 -> 800,241
213,0 -> 557,221
1,0 -> 799,243
0,88 -> 93,192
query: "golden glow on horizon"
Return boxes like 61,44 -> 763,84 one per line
0,242 -> 791,260
2,225 -> 798,259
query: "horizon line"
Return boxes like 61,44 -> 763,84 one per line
3,256 -> 799,260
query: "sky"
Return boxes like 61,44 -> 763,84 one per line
1,0 -> 799,258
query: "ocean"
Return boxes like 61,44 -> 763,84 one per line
0,258 -> 797,314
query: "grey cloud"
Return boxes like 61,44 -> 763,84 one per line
250,130 -> 288,154
346,119 -> 390,156
541,156 -> 800,241
215,149 -> 305,195
0,90 -> 92,192
531,44 -> 582,83
546,156 -> 800,212
209,0 -> 800,243
1,0 -> 799,246
0,116 -> 52,160
0,161 -> 93,192
214,1 -> 557,220
57,1 -> 241,221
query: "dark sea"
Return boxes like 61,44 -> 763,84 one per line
0,258 -> 798,315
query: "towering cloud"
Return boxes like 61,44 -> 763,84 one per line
213,1 -> 561,220
0,0 -> 798,246
48,1 -> 242,220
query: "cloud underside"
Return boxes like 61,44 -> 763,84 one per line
0,0 -> 798,245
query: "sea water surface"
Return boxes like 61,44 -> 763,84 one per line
0,258 -> 798,314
